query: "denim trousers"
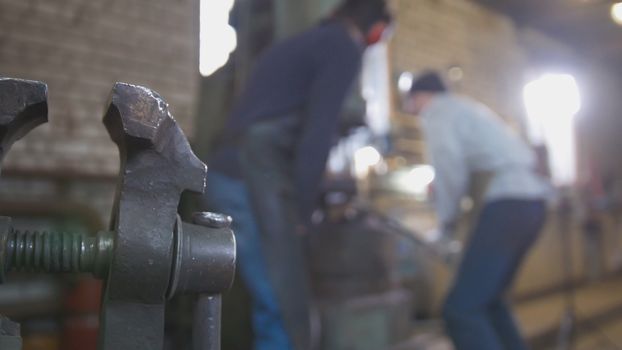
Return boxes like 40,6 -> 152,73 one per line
238,116 -> 311,350
201,171 -> 293,350
443,199 -> 546,350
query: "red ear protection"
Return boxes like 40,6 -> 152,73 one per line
366,21 -> 388,46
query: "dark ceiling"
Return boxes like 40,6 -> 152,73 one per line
473,0 -> 622,65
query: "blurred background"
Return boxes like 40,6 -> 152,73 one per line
2,0 -> 622,349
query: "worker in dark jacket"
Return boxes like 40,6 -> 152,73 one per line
202,1 -> 393,349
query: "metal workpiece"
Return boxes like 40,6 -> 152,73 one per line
0,78 -> 48,165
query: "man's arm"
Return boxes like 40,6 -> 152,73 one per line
425,117 -> 469,232
294,41 -> 362,224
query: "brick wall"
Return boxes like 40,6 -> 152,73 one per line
389,0 -> 576,160
0,0 -> 201,229
0,0 -> 200,176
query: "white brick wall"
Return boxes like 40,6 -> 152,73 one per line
389,0 -> 577,160
391,0 -> 575,118
0,0 -> 200,176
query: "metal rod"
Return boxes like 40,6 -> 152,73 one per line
193,294 -> 222,350
556,195 -> 576,350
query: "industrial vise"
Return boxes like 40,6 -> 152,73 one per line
0,78 -> 237,350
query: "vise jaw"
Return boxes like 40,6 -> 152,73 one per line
0,78 -> 236,350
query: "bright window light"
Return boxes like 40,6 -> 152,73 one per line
362,43 -> 392,135
200,0 -> 237,77
354,146 -> 382,178
612,2 -> 622,26
523,73 -> 581,187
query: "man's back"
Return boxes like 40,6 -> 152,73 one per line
423,94 -> 534,172
421,93 -> 549,224
224,20 -> 362,135
212,20 -> 364,218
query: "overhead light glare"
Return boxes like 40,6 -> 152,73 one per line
612,2 -> 622,26
354,146 -> 382,178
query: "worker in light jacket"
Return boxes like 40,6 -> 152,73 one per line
403,71 -> 550,350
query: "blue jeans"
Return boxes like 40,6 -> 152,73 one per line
443,199 -> 546,350
200,171 -> 293,350
238,117 -> 311,350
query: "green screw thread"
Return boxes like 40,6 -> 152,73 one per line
5,229 -> 114,278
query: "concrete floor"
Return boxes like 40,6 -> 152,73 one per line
519,277 -> 622,349
393,275 -> 622,350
